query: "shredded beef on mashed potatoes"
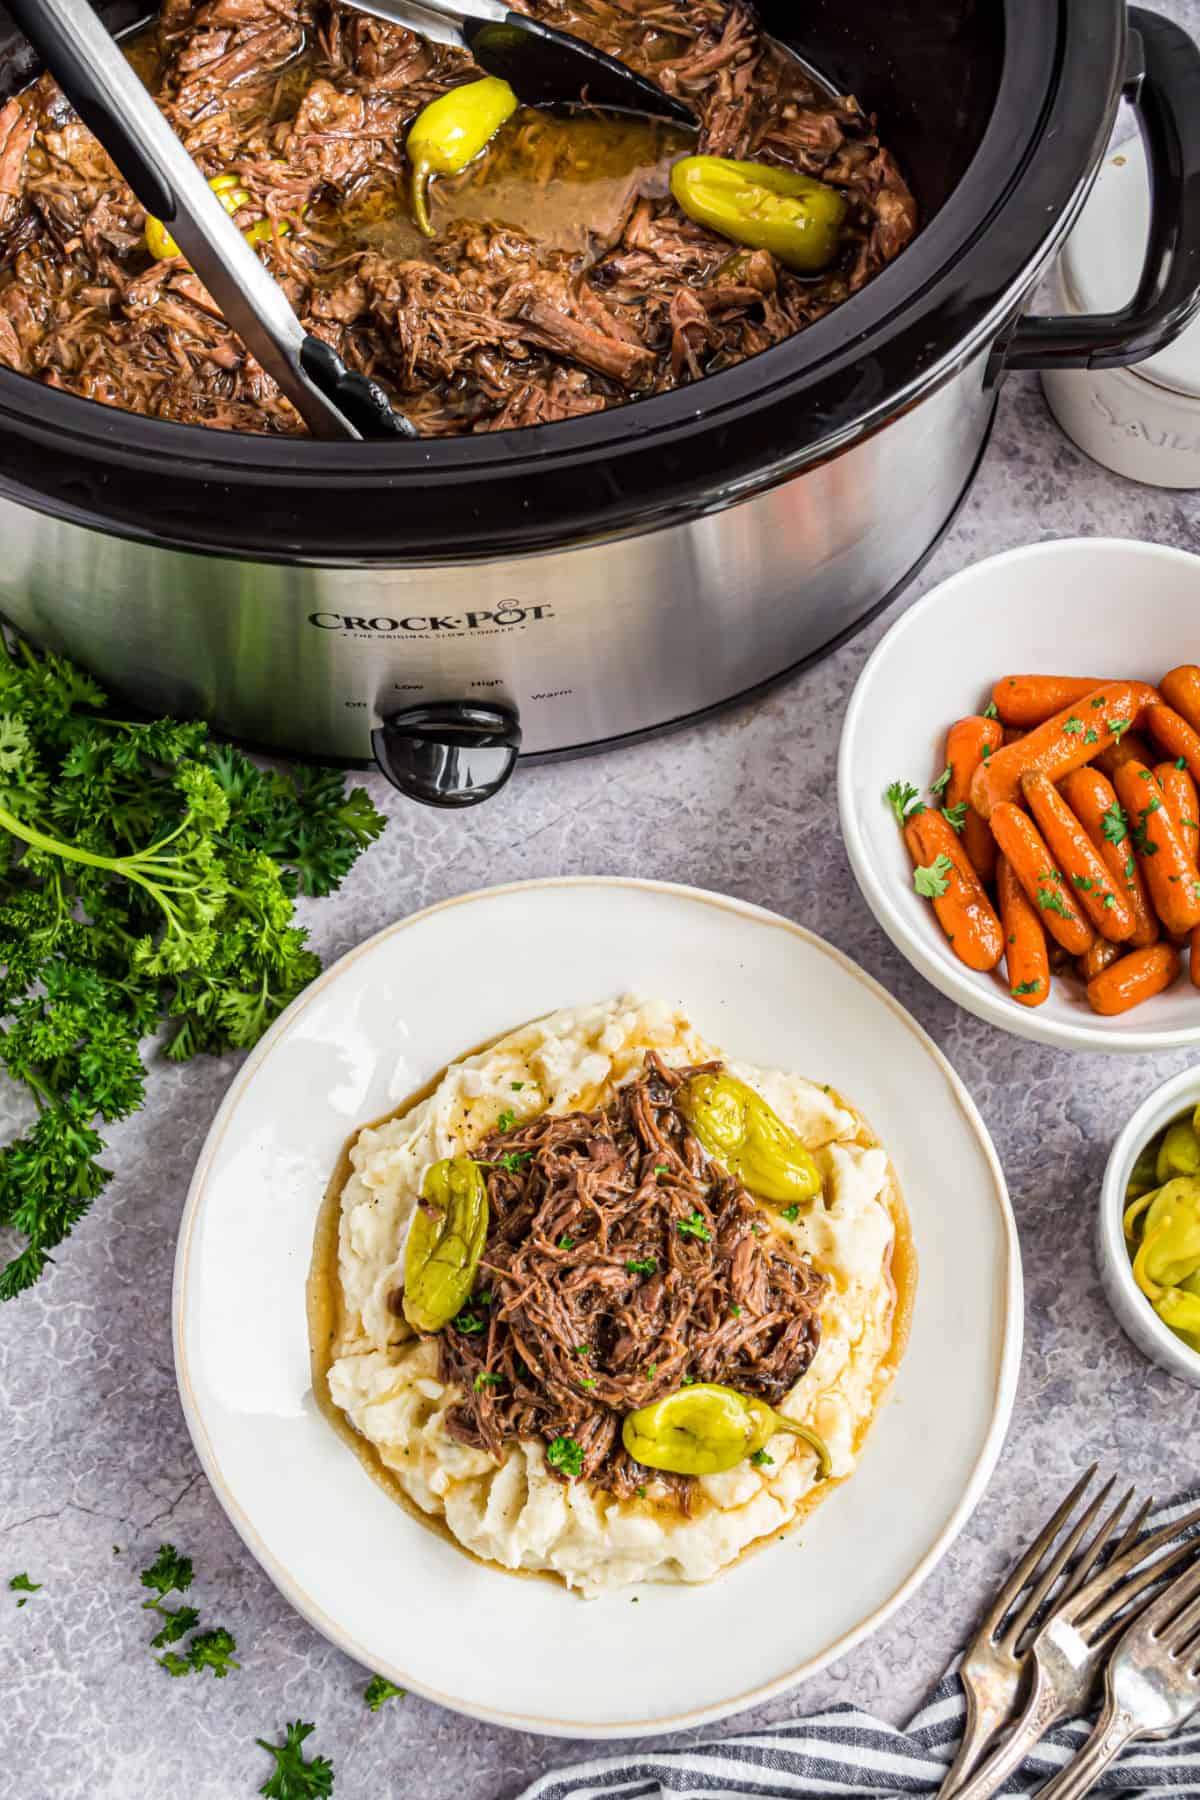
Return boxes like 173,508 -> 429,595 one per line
325,997 -> 911,1596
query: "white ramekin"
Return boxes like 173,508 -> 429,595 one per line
1098,1066 -> 1200,1387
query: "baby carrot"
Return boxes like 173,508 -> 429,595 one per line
1019,771 -> 1136,942
1144,703 -> 1200,785
1059,767 -> 1159,949
1113,758 -> 1200,937
1160,665 -> 1200,735
970,681 -> 1155,820
942,715 -> 1003,884
903,807 -> 1004,971
996,854 -> 1050,1006
1192,927 -> 1200,991
1095,727 -> 1157,780
1079,938 -> 1123,982
1087,943 -> 1181,1015
1154,761 -> 1200,867
991,675 -> 1110,728
988,803 -> 1095,955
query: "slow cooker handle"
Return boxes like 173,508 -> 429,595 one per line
1004,8 -> 1200,373
372,702 -> 522,808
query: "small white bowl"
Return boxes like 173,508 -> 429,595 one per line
1098,1066 -> 1200,1386
837,537 -> 1200,1053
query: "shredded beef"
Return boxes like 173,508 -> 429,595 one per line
0,0 -> 917,434
424,1053 -> 826,1506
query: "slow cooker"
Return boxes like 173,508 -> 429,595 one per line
0,0 -> 1198,806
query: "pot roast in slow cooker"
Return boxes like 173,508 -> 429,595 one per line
0,0 -> 917,435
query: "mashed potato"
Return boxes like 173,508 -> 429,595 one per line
324,997 -> 911,1596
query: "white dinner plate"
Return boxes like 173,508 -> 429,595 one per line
173,878 -> 1021,1738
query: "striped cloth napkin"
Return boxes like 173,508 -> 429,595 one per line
519,1492 -> 1200,1799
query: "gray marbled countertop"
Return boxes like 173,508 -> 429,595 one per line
6,23 -> 1200,1792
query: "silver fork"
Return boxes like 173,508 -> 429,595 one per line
939,1468 -> 1132,1796
1032,1552 -> 1200,1799
948,1498 -> 1200,1800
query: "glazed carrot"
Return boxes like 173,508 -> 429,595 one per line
1113,758 -> 1200,937
1019,771 -> 1136,942
1079,938 -> 1123,982
996,854 -> 1050,1006
903,807 -> 1004,971
1144,703 -> 1200,785
1002,727 -> 1027,748
1160,665 -> 1200,735
1095,727 -> 1157,779
988,803 -> 1095,955
1059,767 -> 1159,949
942,715 -> 1003,884
1087,943 -> 1181,1015
991,675 -> 1110,728
970,682 -> 1156,820
1192,926 -> 1200,991
1154,761 -> 1200,867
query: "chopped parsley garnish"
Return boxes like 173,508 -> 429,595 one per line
546,1436 -> 584,1477
496,1108 -> 515,1132
1012,980 -> 1042,996
1091,695 -> 1107,708
929,764 -> 953,796
981,742 -> 992,761
1084,729 -> 1099,744
626,1257 -> 657,1275
983,700 -> 999,719
730,1303 -> 743,1318
1185,818 -> 1199,832
941,802 -> 968,834
1132,803 -> 1162,855
780,1203 -> 802,1223
654,1164 -> 669,1174
9,1572 -> 40,1607
1102,894 -> 1116,910
635,1485 -> 647,1499
453,1307 -> 487,1334
256,1722 -> 333,1800
579,1377 -> 597,1390
140,1544 -> 237,1677
1062,716 -> 1084,736
494,1150 -> 533,1173
677,1211 -> 713,1242
885,780 -> 925,824
364,1675 -> 405,1711
1072,875 -> 1096,891
644,1363 -> 658,1379
510,1081 -> 525,1090
574,1344 -> 592,1357
913,854 -> 954,899
680,1376 -> 696,1386
1177,757 -> 1188,771
1102,802 -> 1128,845
750,1449 -> 774,1468
557,1234 -> 575,1249
1109,717 -> 1133,740
473,1371 -> 502,1391
1037,887 -> 1073,920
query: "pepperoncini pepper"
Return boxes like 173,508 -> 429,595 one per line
1157,1117 -> 1200,1182
669,155 -> 847,273
677,1071 -> 822,1207
403,1156 -> 488,1333
145,172 -> 293,261
406,77 -> 518,237
1125,1170 -> 1200,1349
622,1383 -> 831,1478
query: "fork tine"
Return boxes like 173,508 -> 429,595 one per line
974,1465 -> 1098,1642
1163,1588 -> 1200,1656
1069,1502 -> 1200,1627
1129,1549 -> 1200,1642
1042,1482 -> 1135,1617
1084,1529 -> 1200,1641
1003,1477 -> 1119,1645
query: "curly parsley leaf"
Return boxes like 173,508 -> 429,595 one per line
256,1721 -> 334,1799
1012,980 -> 1042,996
885,780 -> 925,825
913,854 -> 954,899
140,1544 -> 194,1604
929,765 -> 953,797
677,1210 -> 713,1242
941,802 -> 969,834
9,1571 -> 40,1606
547,1436 -> 585,1477
364,1675 -> 406,1712
0,637 -> 384,1298
1102,802 -> 1128,845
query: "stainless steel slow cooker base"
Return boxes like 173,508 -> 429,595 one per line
0,353 -> 996,764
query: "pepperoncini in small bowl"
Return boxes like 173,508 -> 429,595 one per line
1100,1072 -> 1200,1384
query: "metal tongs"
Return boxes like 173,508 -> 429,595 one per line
6,0 -> 416,439
6,0 -> 693,438
346,0 -> 695,124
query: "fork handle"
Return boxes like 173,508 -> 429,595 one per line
1030,1706 -> 1141,1800
945,1664 -> 1065,1800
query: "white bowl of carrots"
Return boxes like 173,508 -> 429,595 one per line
837,537 -> 1200,1052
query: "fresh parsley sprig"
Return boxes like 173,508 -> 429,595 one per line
256,1722 -> 334,1799
140,1542 -> 238,1678
364,1674 -> 406,1711
0,637 -> 384,1298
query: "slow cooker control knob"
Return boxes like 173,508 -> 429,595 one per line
371,702 -> 521,808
